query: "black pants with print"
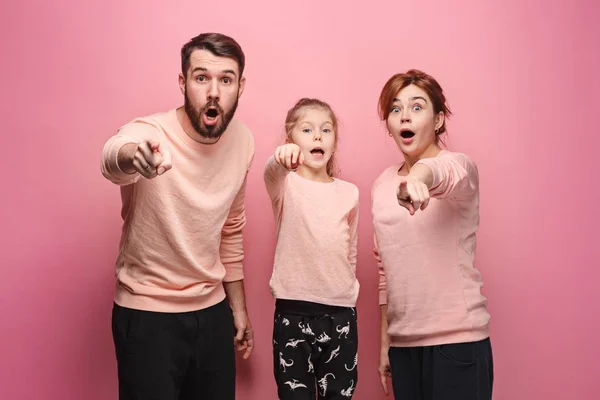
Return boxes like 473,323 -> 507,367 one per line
388,337 -> 494,400
272,299 -> 358,399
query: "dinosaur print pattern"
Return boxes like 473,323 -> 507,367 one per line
298,321 -> 314,336
285,379 -> 307,390
272,307 -> 358,399
341,379 -> 355,397
313,332 -> 331,344
279,352 -> 294,372
336,321 -> 350,339
345,352 -> 358,371
318,373 -> 336,396
325,345 -> 341,364
286,338 -> 305,348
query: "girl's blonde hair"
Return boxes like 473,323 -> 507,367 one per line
284,98 -> 339,177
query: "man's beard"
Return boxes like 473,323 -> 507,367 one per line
184,90 -> 238,140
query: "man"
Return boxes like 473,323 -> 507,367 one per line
101,32 -> 254,400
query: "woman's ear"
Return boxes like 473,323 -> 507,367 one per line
435,111 -> 445,132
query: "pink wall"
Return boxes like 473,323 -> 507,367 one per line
2,0 -> 598,399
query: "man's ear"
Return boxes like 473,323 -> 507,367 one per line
237,76 -> 246,98
178,73 -> 186,96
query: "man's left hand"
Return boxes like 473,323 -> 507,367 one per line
233,311 -> 254,359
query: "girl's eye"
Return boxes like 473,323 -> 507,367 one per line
323,129 -> 331,133
391,107 -> 400,113
413,105 -> 422,111
303,128 -> 311,133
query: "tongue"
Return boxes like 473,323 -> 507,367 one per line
202,113 -> 218,126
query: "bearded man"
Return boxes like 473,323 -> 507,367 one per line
100,32 -> 254,400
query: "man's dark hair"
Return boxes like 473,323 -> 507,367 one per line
181,33 -> 245,79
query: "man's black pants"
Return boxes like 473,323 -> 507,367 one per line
112,299 -> 235,400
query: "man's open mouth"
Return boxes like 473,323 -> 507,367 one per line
205,108 -> 219,120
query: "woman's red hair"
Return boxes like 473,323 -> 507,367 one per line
378,69 -> 452,138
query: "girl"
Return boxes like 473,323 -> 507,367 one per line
264,98 -> 360,400
372,70 -> 494,400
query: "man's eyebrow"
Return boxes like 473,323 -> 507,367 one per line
191,67 -> 237,76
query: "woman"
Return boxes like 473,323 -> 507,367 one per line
372,69 -> 493,400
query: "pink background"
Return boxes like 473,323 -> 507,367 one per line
2,0 -> 598,399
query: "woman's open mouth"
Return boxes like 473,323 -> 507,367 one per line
400,130 -> 415,144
